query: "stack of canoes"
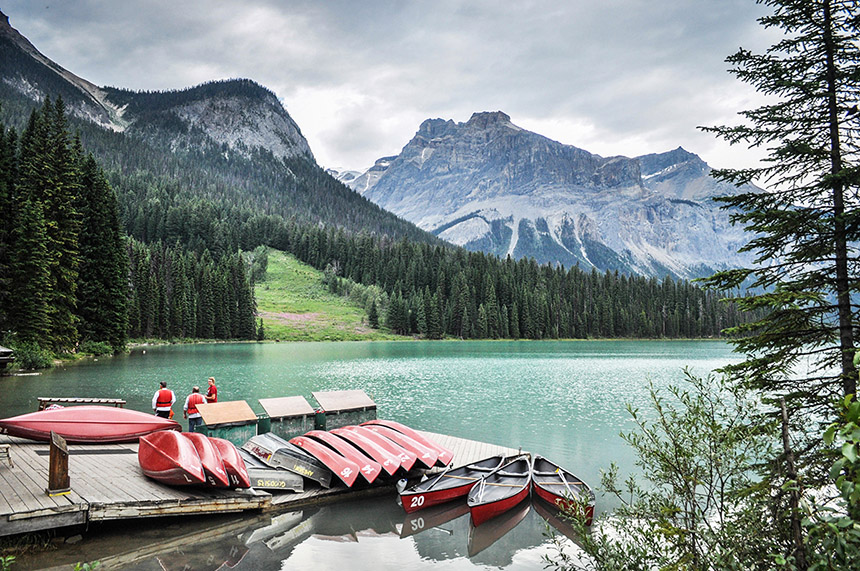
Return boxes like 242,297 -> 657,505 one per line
398,454 -> 595,527
138,431 -> 251,489
240,419 -> 455,489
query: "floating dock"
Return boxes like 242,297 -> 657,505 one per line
0,431 -> 521,537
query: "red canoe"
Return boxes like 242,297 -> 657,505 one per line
531,455 -> 595,525
184,432 -> 230,488
209,437 -> 251,489
138,431 -> 206,485
347,425 -> 419,472
362,420 -> 454,466
305,430 -> 383,484
362,424 -> 439,469
399,454 -> 509,513
467,456 -> 531,526
289,435 -> 361,487
0,406 -> 180,443
330,427 -> 402,476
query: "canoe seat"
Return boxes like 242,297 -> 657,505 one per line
497,470 -> 528,477
0,444 -> 12,468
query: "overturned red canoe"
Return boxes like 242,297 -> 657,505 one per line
362,420 -> 454,466
330,426 -> 402,476
184,432 -> 230,488
209,437 -> 251,489
362,424 -> 439,469
289,435 -> 361,487
138,430 -> 206,486
346,425 -> 419,472
305,429 -> 383,484
0,406 -> 180,443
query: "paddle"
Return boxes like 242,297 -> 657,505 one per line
426,461 -> 455,488
557,467 -> 575,499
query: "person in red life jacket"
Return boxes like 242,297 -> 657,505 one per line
206,376 -> 218,403
152,381 -> 175,418
184,386 -> 206,432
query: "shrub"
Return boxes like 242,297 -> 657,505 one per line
9,341 -> 54,370
79,341 -> 113,356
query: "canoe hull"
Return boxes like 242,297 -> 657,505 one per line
469,484 -> 530,527
467,456 -> 531,526
362,420 -> 454,466
238,448 -> 304,492
347,426 -> 418,472
531,455 -> 595,525
242,432 -> 333,488
289,435 -> 361,487
183,432 -> 230,488
138,431 -> 206,486
209,437 -> 251,488
362,424 -> 438,469
305,430 -> 382,484
400,454 -> 509,513
0,406 -> 180,443
330,427 -> 401,476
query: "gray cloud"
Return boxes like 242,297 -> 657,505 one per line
5,0 -> 774,171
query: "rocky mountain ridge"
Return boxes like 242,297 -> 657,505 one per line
0,11 -> 312,163
345,111 -> 754,279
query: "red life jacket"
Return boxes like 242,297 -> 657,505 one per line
156,388 -> 173,408
187,393 -> 205,415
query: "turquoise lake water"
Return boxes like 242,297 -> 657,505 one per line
3,340 -> 740,570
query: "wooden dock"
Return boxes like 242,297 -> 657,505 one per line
0,431 -> 521,537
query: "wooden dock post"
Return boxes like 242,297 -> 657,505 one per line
46,431 -> 71,496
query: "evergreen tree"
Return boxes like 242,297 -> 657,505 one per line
368,300 -> 379,329
7,195 -> 52,344
695,1 -> 860,566
476,304 -> 488,339
76,154 -> 128,351
701,0 -> 860,413
427,292 -> 443,339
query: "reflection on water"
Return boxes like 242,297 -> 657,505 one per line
18,495 -> 585,570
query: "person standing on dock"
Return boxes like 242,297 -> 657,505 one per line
152,381 -> 175,418
206,377 -> 218,403
184,386 -> 206,432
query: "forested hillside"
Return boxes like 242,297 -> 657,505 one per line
0,98 -> 260,367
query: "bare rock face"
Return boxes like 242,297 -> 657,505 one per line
110,80 -> 315,162
349,112 -> 755,280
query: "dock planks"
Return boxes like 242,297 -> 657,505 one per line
0,430 -> 520,537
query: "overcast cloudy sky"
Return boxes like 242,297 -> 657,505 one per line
4,0 -> 777,173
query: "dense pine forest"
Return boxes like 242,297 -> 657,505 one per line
0,98 -> 258,365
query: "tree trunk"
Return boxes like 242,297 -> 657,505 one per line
822,0 -> 857,397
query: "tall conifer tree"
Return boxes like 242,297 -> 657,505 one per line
701,0 -> 860,412
76,153 -> 128,351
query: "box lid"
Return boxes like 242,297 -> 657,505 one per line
312,389 -> 376,413
197,400 -> 258,426
258,395 -> 315,419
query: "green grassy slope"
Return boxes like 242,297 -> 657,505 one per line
255,250 -> 400,341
